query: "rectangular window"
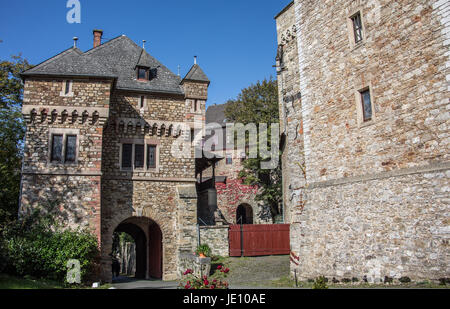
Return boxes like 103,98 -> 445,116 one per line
64,80 -> 71,95
140,96 -> 145,108
147,145 -> 156,169
138,68 -> 148,80
51,135 -> 63,162
134,144 -> 145,168
351,12 -> 363,43
360,89 -> 372,122
65,135 -> 77,163
122,144 -> 133,168
226,155 -> 232,165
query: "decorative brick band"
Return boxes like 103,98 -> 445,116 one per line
308,161 -> 450,189
22,170 -> 103,176
102,176 -> 196,182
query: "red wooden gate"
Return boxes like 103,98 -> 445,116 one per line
229,224 -> 290,257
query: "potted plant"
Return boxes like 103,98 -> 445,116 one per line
195,244 -> 211,258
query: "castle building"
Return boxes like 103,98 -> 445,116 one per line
197,103 -> 272,226
19,30 -> 210,281
276,0 -> 449,282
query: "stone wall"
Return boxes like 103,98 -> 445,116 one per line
276,0 -> 450,282
199,225 -> 230,257
275,2 -> 306,226
99,87 -> 200,281
291,167 -> 450,282
20,77 -> 112,242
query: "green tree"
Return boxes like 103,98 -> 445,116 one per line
0,55 -> 32,223
224,78 -> 282,220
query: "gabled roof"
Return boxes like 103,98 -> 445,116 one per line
182,64 -> 210,84
136,49 -> 153,68
22,35 -> 184,95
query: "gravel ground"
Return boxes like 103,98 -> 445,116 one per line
214,255 -> 290,287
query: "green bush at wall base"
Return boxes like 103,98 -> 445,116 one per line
0,221 -> 99,284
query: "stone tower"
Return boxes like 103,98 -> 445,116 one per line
276,0 -> 449,282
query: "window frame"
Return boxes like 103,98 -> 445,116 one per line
347,9 -> 366,49
351,12 -> 363,44
355,85 -> 376,127
147,144 -> 157,169
48,128 -> 80,165
360,88 -> 373,122
119,138 -> 160,172
60,80 -> 74,97
137,67 -> 149,81
226,155 -> 233,165
50,134 -> 63,163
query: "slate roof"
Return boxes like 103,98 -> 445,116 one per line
182,64 -> 210,84
21,47 -> 116,78
205,103 -> 228,125
22,35 -> 185,95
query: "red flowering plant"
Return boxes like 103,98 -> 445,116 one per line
179,265 -> 230,289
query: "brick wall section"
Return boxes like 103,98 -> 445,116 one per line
23,78 -> 111,108
276,0 -> 450,282
20,78 -> 112,243
183,82 -> 209,100
199,226 -> 230,257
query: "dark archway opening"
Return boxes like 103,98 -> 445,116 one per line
236,204 -> 253,224
113,223 -> 147,279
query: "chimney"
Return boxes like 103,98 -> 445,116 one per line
93,29 -> 103,48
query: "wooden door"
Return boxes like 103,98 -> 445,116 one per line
148,223 -> 162,279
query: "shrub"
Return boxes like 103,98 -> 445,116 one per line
1,210 -> 99,284
179,265 -> 230,289
312,276 -> 328,289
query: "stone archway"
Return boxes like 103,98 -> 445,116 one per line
114,222 -> 147,279
112,217 -> 163,280
236,203 -> 254,224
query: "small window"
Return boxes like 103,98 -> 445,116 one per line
140,96 -> 145,108
190,129 -> 195,143
65,135 -> 77,163
360,89 -> 372,122
122,144 -> 133,168
147,145 -> 156,169
64,80 -> 71,95
226,155 -> 232,165
351,12 -> 363,43
137,67 -> 148,80
51,135 -> 63,162
134,144 -> 145,168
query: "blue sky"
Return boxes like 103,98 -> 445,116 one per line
0,0 -> 292,107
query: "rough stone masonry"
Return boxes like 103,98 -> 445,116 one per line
276,0 -> 449,282
19,32 -> 210,282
